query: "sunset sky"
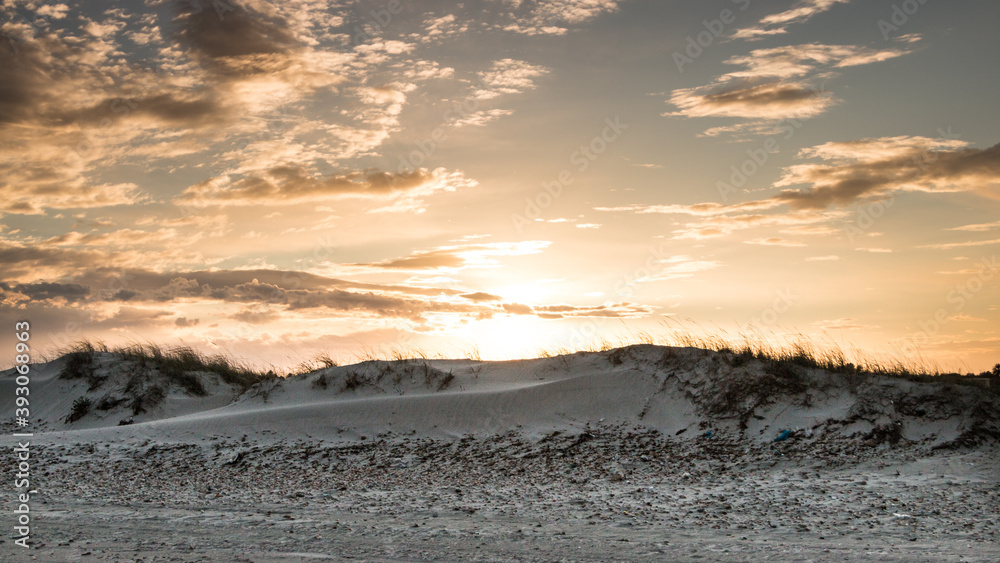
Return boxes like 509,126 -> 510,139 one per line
2,0 -> 998,372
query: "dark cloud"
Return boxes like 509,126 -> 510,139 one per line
668,81 -> 833,120
0,28 -> 62,125
178,167 -> 442,205
58,93 -> 226,128
0,242 -> 113,278
352,241 -> 549,271
366,249 -> 468,270
173,0 -> 298,70
704,82 -> 824,108
773,138 -> 1000,210
1,282 -> 89,302
0,265 -> 492,322
111,289 -> 140,301
174,316 -> 200,327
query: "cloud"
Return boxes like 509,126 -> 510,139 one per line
451,108 -> 515,127
595,200 -> 781,216
723,44 -> 915,80
475,59 -> 549,99
813,317 -> 876,331
614,135 -> 998,224
174,316 -> 200,327
773,136 -> 1000,209
643,255 -> 721,282
502,302 -> 533,315
351,241 -> 551,271
495,0 -> 621,35
173,1 -> 298,65
947,220 -> 1000,232
665,42 -> 915,130
805,255 -> 839,261
532,302 -> 653,319
460,292 -> 503,302
420,14 -> 470,42
0,281 -> 90,304
177,167 -> 476,207
667,81 -> 834,120
780,225 -> 840,236
949,314 -> 987,322
919,238 -> 1000,250
733,0 -> 851,41
744,237 -> 806,247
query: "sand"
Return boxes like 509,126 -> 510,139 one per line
2,345 -> 998,561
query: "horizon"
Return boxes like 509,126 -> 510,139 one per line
2,0 -> 999,373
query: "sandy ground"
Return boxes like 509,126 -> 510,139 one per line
6,430 -> 999,562
3,346 -> 999,561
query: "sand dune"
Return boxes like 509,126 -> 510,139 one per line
2,345 -> 998,561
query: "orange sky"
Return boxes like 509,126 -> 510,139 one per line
1,0 -> 998,372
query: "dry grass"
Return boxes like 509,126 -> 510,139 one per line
58,340 -> 272,394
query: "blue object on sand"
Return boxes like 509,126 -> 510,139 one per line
704,430 -> 713,438
774,430 -> 791,442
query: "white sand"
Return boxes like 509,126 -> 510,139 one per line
2,345 -> 998,561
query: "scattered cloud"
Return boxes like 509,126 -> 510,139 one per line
644,255 -> 721,282
495,0 -> 621,35
950,314 -> 987,322
813,317 -> 876,331
177,167 -> 476,208
773,137 -> 1000,209
350,241 -> 551,271
665,42 -> 916,132
919,238 -> 1000,250
475,59 -> 550,100
744,237 -> 806,247
733,0 -> 852,41
947,220 -> 1000,232
667,81 -> 834,120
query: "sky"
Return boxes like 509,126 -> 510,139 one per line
1,0 -> 999,372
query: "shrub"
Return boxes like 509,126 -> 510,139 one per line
160,363 -> 208,396
606,348 -> 627,366
95,395 -> 126,411
59,351 -> 95,380
436,371 -> 455,391
316,354 -> 337,368
65,397 -> 92,423
341,370 -> 367,391
131,385 -> 165,415
312,372 -> 329,389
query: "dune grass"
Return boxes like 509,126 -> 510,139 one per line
53,322 -> 998,396
531,319 -> 997,390
57,340 -> 274,394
